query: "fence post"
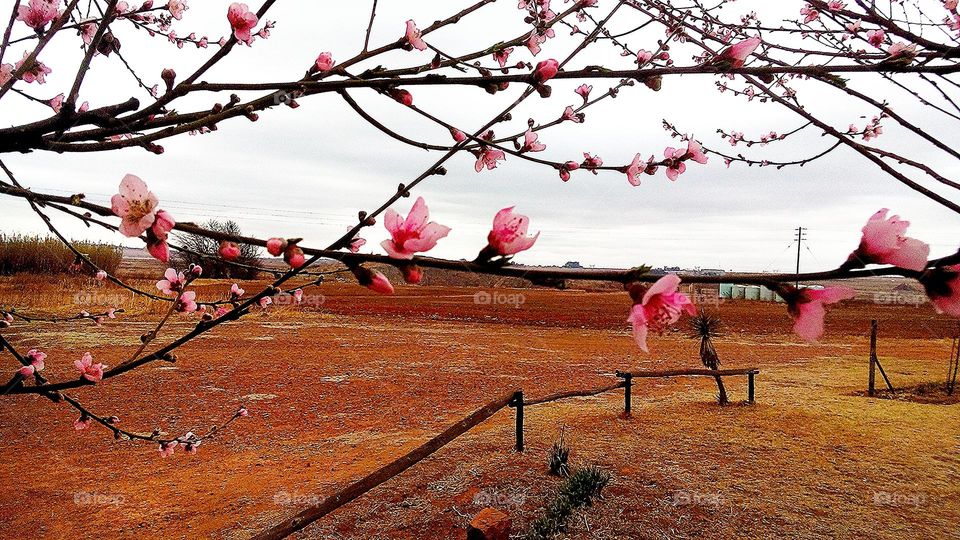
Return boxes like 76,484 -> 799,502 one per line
512,390 -> 524,453
748,371 -> 755,404
624,373 -> 632,415
869,319 -> 877,396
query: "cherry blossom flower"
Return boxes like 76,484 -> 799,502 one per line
449,128 -> 467,143
266,238 -> 287,257
493,47 -> 513,68
18,349 -> 46,378
381,197 -> 451,259
887,42 -> 918,61
147,209 -> 175,262
315,52 -> 335,72
176,291 -> 198,313
158,441 -> 178,458
48,93 -> 64,112
844,209 -> 929,271
519,128 -> 546,153
0,64 -> 13,85
231,283 -> 245,298
284,244 -> 306,269
16,52 -> 51,84
636,49 -> 653,64
533,59 -> 559,82
219,241 -> 241,260
562,106 -> 583,123
664,147 -> 687,181
112,174 -> 159,237
227,3 -> 258,44
575,84 -> 592,103
920,265 -> 960,317
525,31 -> 542,55
157,268 -> 186,295
405,20 -> 427,51
168,0 -> 188,20
75,352 -> 105,383
17,0 -> 61,31
625,153 -> 643,186
558,160 -> 579,182
292,289 -> 303,304
627,274 -> 697,352
800,4 -> 819,23
96,270 -> 108,281
259,296 -> 272,309
867,29 -> 885,47
579,152 -> 602,174
238,407 -> 249,417
782,286 -> 856,342
475,147 -> 506,172
485,207 -> 539,257
827,1 -> 846,10
366,270 -> 394,294
74,416 -> 92,430
715,37 -> 761,68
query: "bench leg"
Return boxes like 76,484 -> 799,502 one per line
748,373 -> 755,404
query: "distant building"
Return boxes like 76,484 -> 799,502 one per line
563,261 -> 583,268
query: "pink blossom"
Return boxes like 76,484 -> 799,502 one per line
157,268 -> 186,295
389,88 -> 413,106
636,49 -> 654,64
284,244 -> 306,268
238,407 -> 249,417
147,209 -> 175,263
827,1 -> 846,10
519,128 -> 546,153
627,274 -> 697,352
176,291 -> 198,313
525,31 -> 541,55
800,4 -> 819,23
168,0 -> 187,20
562,106 -> 583,123
625,153 -> 643,186
107,308 -> 117,319
74,416 -> 92,430
48,93 -> 64,112
347,228 -> 366,253
231,283 -> 245,298
405,20 -> 427,51
685,140 -> 708,164
111,174 -> 159,237
18,349 -> 46,378
16,52 -> 51,84
533,59 -> 559,83
293,288 -> 303,304
75,352 -> 106,383
581,152 -> 603,174
887,42 -> 917,60
785,286 -> 856,342
493,47 -> 513,68
0,64 -> 13,85
215,306 -> 230,318
259,296 -> 272,309
219,241 -> 241,260
486,207 -> 539,257
158,441 -> 178,457
867,29 -> 885,47
381,197 -> 451,259
845,209 -> 929,271
367,270 -> 394,294
920,265 -> 960,317
558,160 -> 579,182
315,52 -> 335,72
947,0 -> 958,9
715,37 -> 761,68
475,147 -> 506,172
449,128 -> 467,143
575,84 -> 592,103
266,237 -> 287,256
96,270 -> 108,281
227,3 -> 258,44
17,0 -> 61,31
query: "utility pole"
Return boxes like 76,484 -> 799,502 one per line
794,226 -> 806,288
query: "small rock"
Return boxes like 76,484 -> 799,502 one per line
467,507 -> 510,540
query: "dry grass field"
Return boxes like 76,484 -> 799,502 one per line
1,271 -> 958,539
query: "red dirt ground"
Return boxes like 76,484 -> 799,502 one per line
1,277 -> 958,539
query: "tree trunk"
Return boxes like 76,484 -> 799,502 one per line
712,372 -> 729,406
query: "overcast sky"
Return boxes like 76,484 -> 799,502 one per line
1,0 -> 958,273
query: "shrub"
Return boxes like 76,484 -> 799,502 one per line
175,220 -> 262,279
0,234 -> 122,275
527,465 -> 610,539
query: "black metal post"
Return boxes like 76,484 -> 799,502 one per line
513,390 -> 524,453
624,373 -> 632,415
748,372 -> 755,404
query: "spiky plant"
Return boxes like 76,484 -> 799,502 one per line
689,313 -> 728,405
547,428 -> 570,477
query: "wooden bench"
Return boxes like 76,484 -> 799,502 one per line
615,368 -> 760,412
